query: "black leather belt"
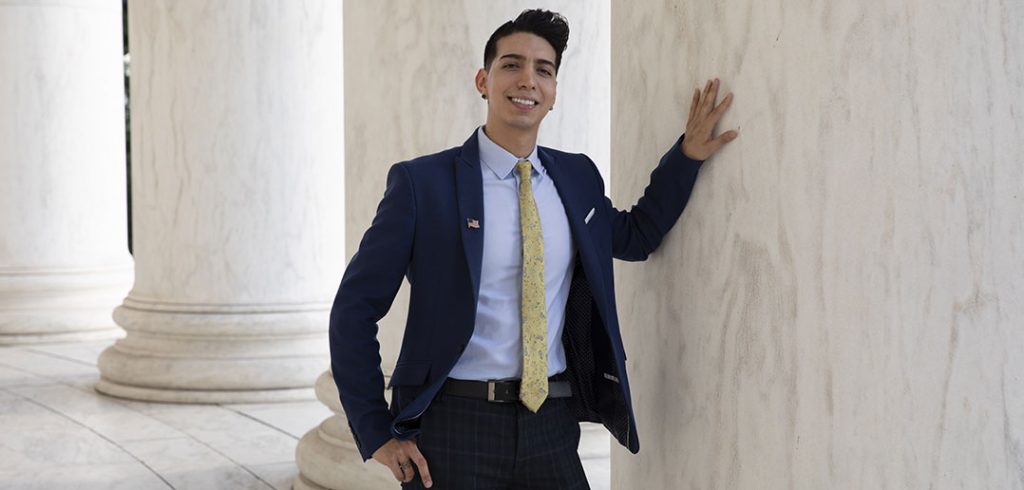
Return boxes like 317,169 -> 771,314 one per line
443,377 -> 572,403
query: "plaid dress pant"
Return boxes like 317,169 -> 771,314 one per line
400,391 -> 590,490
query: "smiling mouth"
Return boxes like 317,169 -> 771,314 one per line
508,96 -> 538,109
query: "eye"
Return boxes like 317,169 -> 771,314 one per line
539,69 -> 553,77
503,62 -> 518,70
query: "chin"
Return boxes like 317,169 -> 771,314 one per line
506,115 -> 545,131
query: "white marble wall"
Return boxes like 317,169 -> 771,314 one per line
609,1 -> 1024,488
0,0 -> 132,344
344,0 -> 610,372
96,0 -> 344,402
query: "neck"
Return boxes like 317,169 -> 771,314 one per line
481,122 -> 537,159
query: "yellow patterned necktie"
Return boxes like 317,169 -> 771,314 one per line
516,160 -> 548,412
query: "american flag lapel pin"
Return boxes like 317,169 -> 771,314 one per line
467,218 -> 480,229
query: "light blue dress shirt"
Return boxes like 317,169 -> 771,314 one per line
448,127 -> 576,381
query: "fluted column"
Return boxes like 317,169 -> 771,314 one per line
294,1 -> 611,487
611,1 -> 1024,488
0,0 -> 132,345
96,0 -> 344,403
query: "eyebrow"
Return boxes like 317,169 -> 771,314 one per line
498,54 -> 556,70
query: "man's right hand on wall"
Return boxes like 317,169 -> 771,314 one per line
681,78 -> 738,161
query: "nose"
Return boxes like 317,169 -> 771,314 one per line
517,68 -> 536,89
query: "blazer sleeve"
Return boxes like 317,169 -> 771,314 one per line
603,134 -> 704,261
329,162 -> 416,461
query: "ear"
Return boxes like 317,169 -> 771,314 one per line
475,68 -> 488,98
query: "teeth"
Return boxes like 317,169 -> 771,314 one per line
510,97 -> 537,106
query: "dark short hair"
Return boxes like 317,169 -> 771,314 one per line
483,9 -> 569,73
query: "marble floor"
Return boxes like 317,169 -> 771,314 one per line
0,340 -> 610,490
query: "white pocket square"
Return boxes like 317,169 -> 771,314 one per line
584,207 -> 595,224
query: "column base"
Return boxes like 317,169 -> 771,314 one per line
96,299 -> 328,403
293,416 -> 395,490
0,263 -> 132,345
293,370 -> 395,490
292,472 -> 329,490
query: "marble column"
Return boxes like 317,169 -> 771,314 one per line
610,1 -> 1024,488
294,1 -> 611,488
0,1 -> 132,345
96,0 -> 344,403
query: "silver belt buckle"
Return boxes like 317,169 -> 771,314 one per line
487,381 -> 497,402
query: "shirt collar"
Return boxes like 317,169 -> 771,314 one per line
476,126 -> 545,181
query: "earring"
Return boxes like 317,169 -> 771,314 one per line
481,93 -> 487,100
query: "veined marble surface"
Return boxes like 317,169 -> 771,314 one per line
609,0 -> 1024,488
126,0 -> 344,306
0,340 -> 330,489
0,0 -> 128,267
0,0 -> 132,342
96,0 -> 344,402
344,0 -> 610,371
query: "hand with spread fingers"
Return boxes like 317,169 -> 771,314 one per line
373,438 -> 433,488
681,78 -> 738,161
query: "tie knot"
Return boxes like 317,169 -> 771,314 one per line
516,160 -> 532,178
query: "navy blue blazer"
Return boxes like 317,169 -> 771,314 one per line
329,130 -> 703,461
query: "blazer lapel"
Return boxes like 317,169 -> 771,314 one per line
455,133 -> 484,303
539,148 -> 610,323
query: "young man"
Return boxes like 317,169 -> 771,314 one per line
330,9 -> 737,489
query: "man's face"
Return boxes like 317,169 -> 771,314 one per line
476,32 -> 558,134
